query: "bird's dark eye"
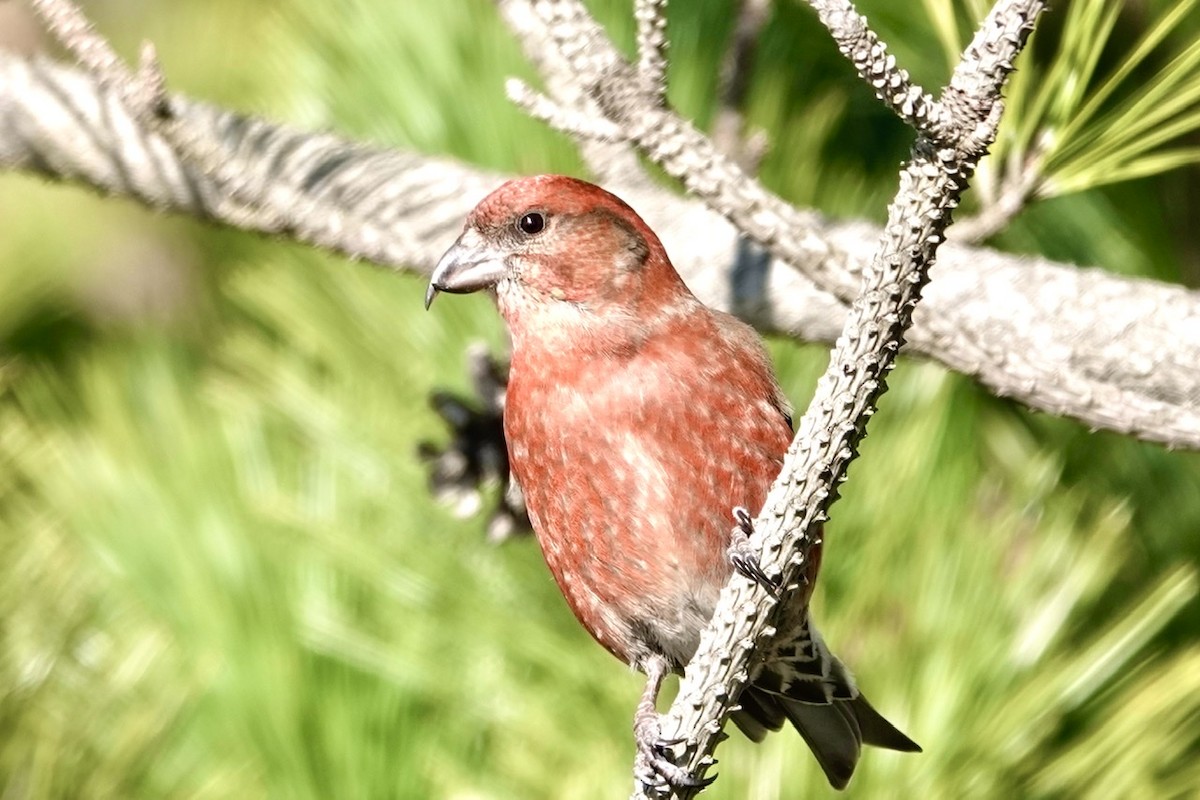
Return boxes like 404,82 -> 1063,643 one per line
518,212 -> 545,235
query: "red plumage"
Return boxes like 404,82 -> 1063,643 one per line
427,175 -> 918,790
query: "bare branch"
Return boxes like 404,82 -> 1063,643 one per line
1,50 -> 505,270
28,0 -> 127,93
2,49 -> 1198,449
629,1 -> 1045,795
710,0 -> 775,330
807,0 -> 948,132
635,0 -> 670,103
506,77 -> 625,140
6,0 -> 1200,457
712,0 -> 772,166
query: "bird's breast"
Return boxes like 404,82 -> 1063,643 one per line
504,345 -> 788,667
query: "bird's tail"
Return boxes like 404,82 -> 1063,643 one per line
730,618 -> 919,790
782,692 -> 920,789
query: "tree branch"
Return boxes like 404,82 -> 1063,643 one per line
634,0 -> 669,103
711,0 -> 771,167
807,0 -> 948,132
613,0 -> 1043,795
1,8 -> 1198,452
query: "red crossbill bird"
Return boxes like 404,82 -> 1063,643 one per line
426,174 -> 919,791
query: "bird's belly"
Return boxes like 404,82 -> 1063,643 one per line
537,521 -> 723,668
518,454 -> 728,669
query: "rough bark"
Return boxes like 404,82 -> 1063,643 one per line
2,51 -> 1197,448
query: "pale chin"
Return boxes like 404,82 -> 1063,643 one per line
493,279 -> 522,318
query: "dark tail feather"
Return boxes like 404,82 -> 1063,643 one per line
780,697 -> 862,790
733,686 -> 921,790
849,694 -> 921,753
729,615 -> 919,788
730,688 -> 781,743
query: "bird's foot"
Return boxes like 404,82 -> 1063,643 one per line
633,712 -> 715,794
634,655 -> 715,794
727,507 -> 781,599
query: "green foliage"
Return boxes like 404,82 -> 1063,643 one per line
1010,0 -> 1200,195
970,0 -> 1200,221
2,1 -> 1199,798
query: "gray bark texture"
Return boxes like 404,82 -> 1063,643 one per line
3,50 -> 1197,449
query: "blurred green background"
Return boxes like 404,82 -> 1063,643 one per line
2,1 -> 1199,797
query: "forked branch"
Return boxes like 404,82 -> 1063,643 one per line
564,1 -> 1042,796
6,4 -> 1198,448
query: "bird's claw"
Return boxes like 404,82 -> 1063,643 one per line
633,715 -> 715,793
728,506 -> 781,599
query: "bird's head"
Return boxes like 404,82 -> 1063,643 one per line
426,175 -> 696,351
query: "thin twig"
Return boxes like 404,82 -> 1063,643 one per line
635,0 -> 669,102
506,77 -> 625,140
806,0 -> 950,133
712,0 -> 772,166
952,159 -> 1042,242
29,0 -> 126,89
